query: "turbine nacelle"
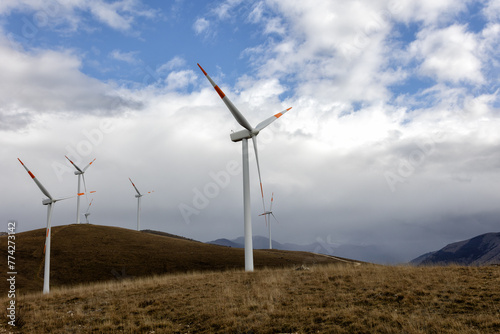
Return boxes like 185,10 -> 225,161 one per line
229,129 -> 248,142
42,198 -> 54,205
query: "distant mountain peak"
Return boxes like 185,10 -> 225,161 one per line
410,232 -> 500,266
207,235 -> 399,264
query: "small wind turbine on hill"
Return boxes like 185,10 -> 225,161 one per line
83,199 -> 93,224
129,178 -> 153,231
259,192 -> 279,249
198,63 -> 291,271
18,158 -> 88,294
65,156 -> 95,224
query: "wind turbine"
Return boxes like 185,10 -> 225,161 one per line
259,193 -> 279,249
83,199 -> 93,224
65,156 -> 95,224
197,63 -> 291,271
129,178 -> 153,231
18,158 -> 86,294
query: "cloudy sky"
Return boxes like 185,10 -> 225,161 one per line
1,0 -> 499,262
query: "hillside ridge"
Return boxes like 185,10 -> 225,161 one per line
411,232 -> 500,266
0,224 -> 356,294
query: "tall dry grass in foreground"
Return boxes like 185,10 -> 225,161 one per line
2,264 -> 499,333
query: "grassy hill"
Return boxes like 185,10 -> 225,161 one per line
0,224 -> 355,295
1,264 -> 499,333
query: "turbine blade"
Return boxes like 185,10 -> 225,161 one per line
82,173 -> 89,201
54,191 -> 92,202
254,107 -> 292,132
55,195 -> 77,202
251,136 -> 266,215
86,199 -> 93,214
82,174 -> 87,193
75,190 -> 95,196
271,212 -> 280,224
197,63 -> 253,132
82,158 -> 96,172
270,192 -> 274,211
18,158 -> 53,200
65,156 -> 83,173
129,178 -> 142,196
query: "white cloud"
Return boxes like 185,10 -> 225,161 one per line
389,0 -> 470,26
263,17 -> 285,35
483,0 -> 500,22
479,23 -> 500,79
193,17 -> 210,35
164,70 -> 197,90
248,2 -> 285,35
86,0 -> 158,30
0,0 -> 47,15
88,0 -> 134,30
0,0 -> 157,32
248,1 -> 264,23
244,0 -> 398,107
0,33 -> 142,130
212,0 -> 243,20
109,49 -> 140,64
157,56 -> 187,73
237,75 -> 286,110
409,25 -> 483,83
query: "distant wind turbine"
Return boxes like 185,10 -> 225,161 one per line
18,158 -> 88,294
65,156 -> 95,224
83,199 -> 93,224
198,63 -> 291,271
259,193 -> 279,249
129,178 -> 153,231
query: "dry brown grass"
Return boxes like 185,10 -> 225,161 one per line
2,264 -> 499,333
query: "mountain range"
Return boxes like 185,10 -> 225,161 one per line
411,232 -> 500,266
208,235 -> 400,264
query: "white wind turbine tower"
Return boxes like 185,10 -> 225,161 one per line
198,63 -> 291,271
18,158 -> 86,294
65,156 -> 95,224
259,192 -> 279,249
129,178 -> 153,231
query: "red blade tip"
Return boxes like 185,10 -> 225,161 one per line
197,63 -> 207,76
